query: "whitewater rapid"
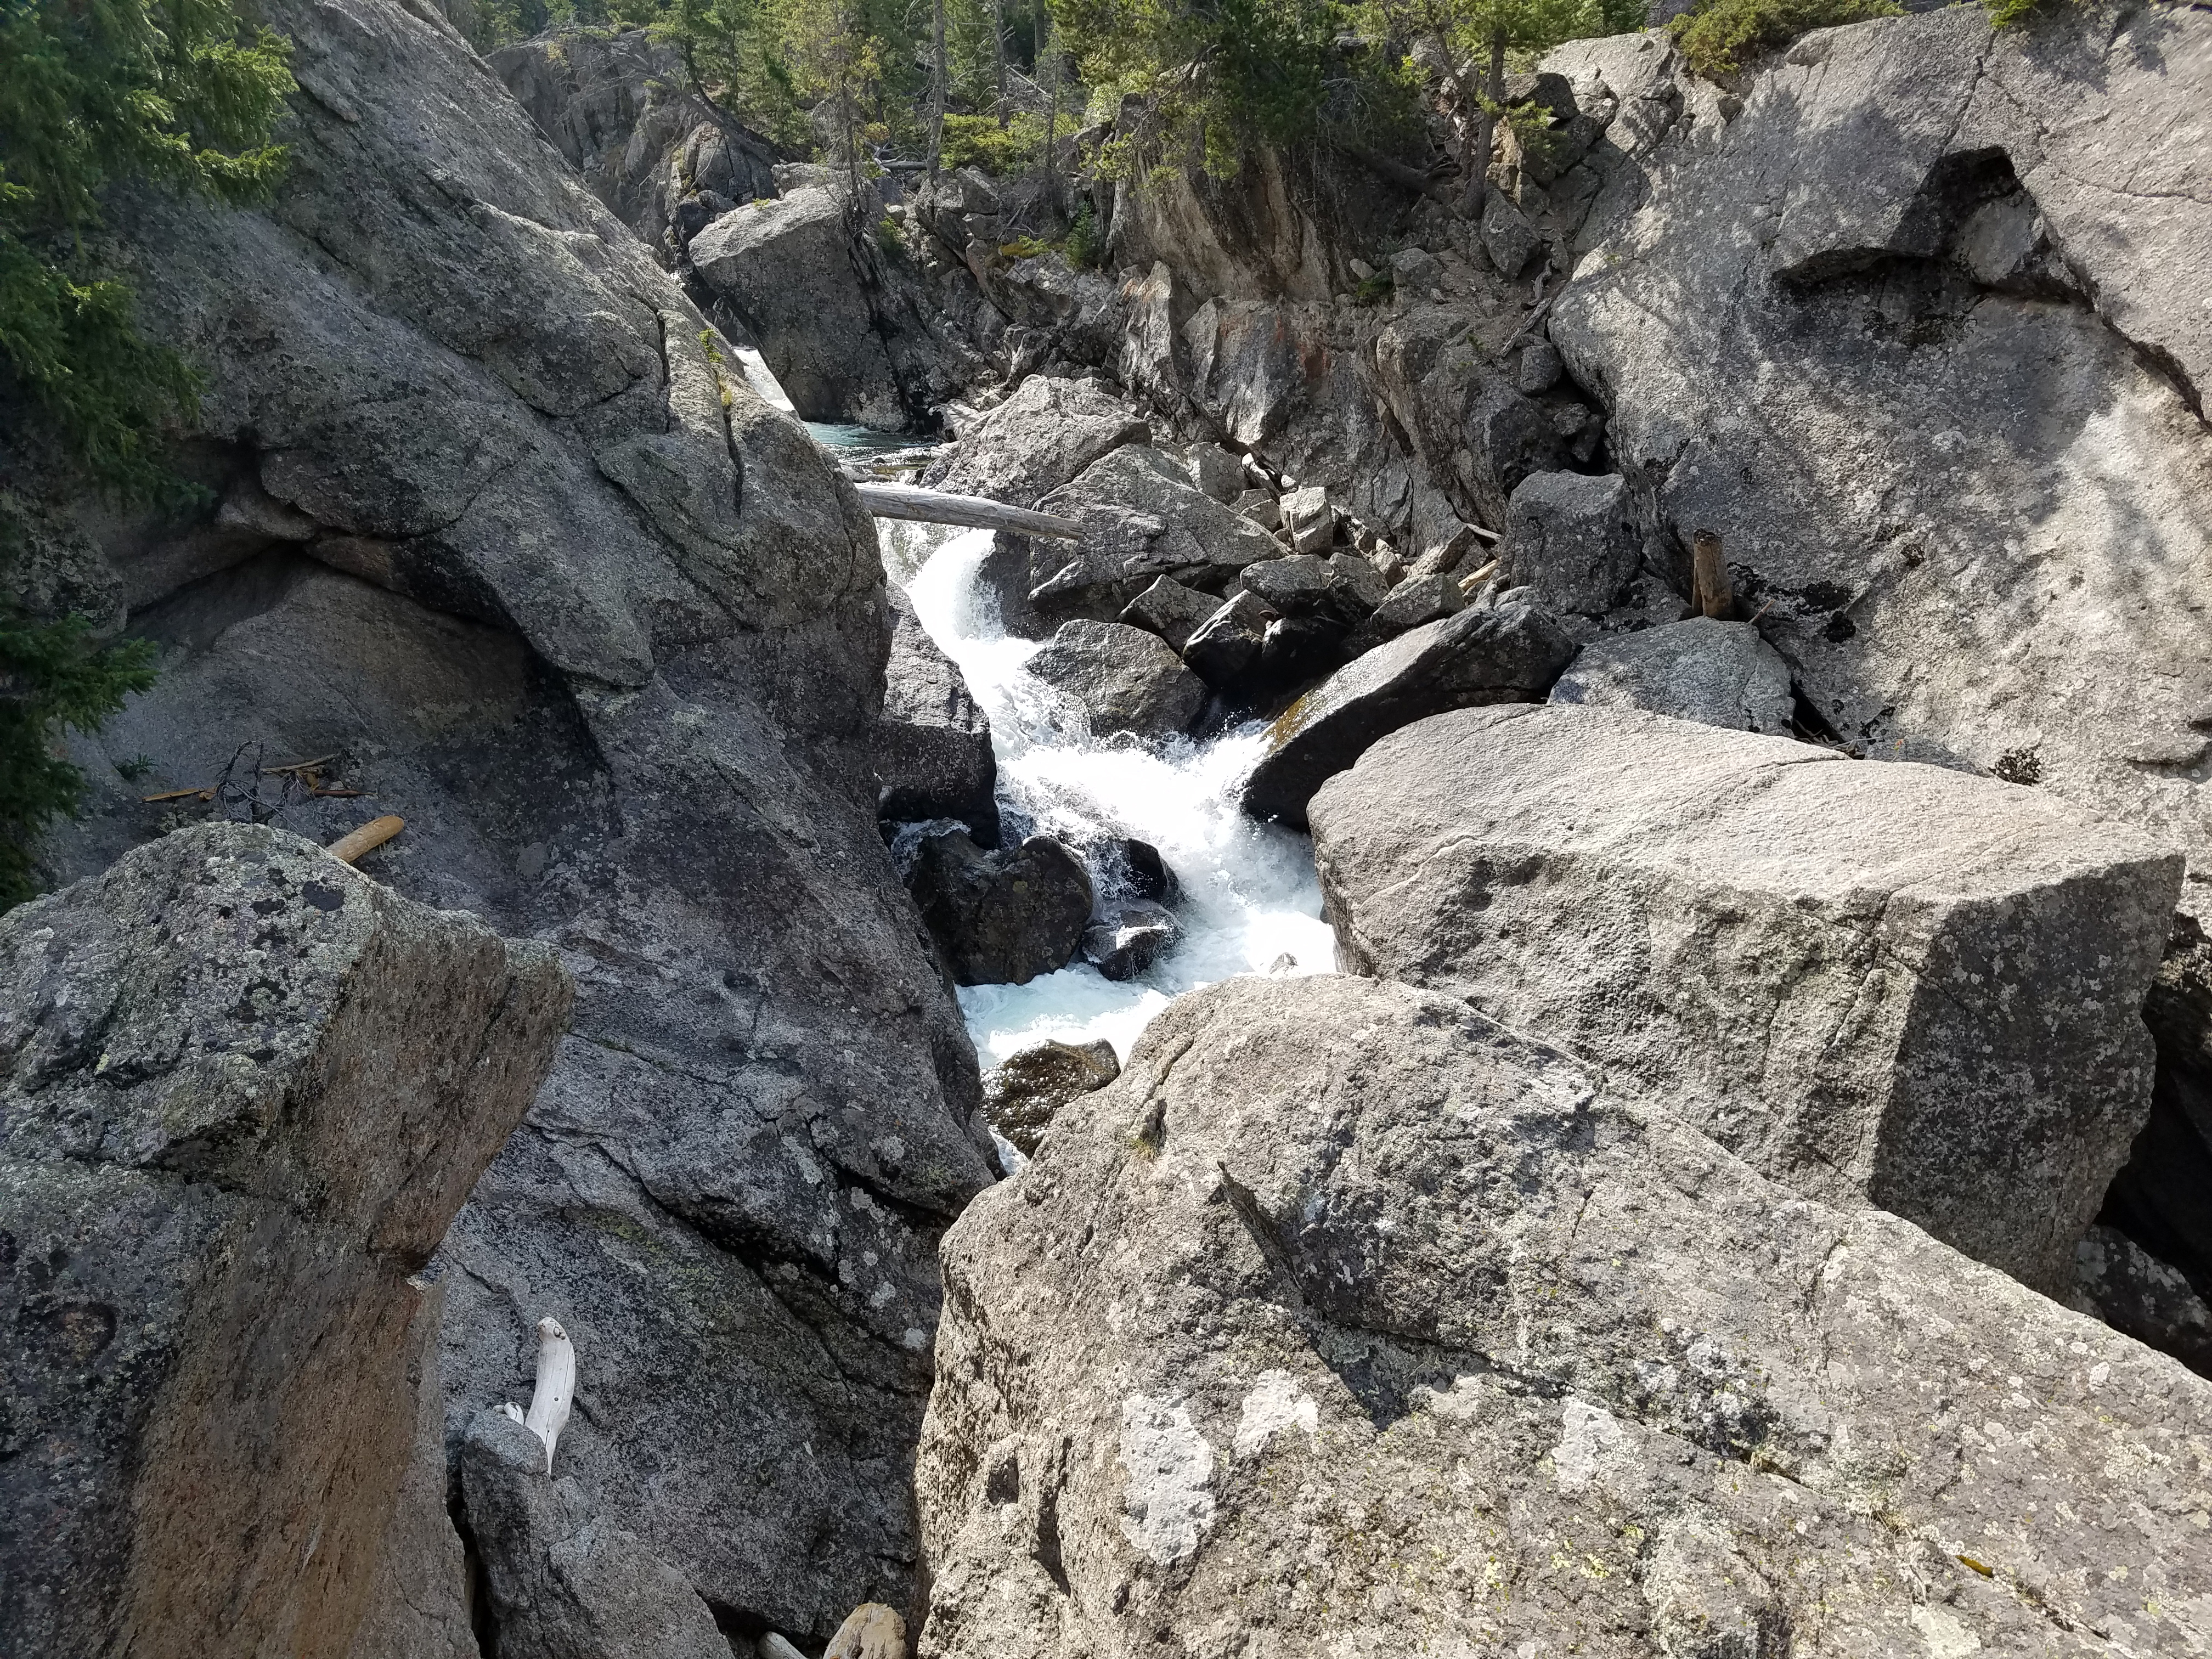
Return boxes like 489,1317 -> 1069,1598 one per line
892,523 -> 1337,1069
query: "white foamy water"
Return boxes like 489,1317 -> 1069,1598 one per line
899,526 -> 1337,1069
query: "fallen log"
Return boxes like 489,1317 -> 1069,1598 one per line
851,481 -> 1083,541
328,814 -> 404,864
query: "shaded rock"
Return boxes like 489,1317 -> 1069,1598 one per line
1373,307 -> 1568,537
0,823 -> 568,1659
927,375 -> 1151,510
1232,488 -> 1279,530
1119,575 -> 1219,653
1095,837 -> 1181,906
1480,190 -> 1542,275
1239,599 -> 1576,827
346,1282 -> 476,1659
1497,470 -> 1639,616
1406,522 -> 1486,580
1182,591 -> 1280,689
1549,616 -> 1793,734
1347,571 -> 1465,653
1186,442 -> 1245,503
1389,245 -> 1444,294
2104,913 -> 2212,1300
690,186 -> 907,427
1240,554 -> 1362,626
981,1039 -> 1121,1156
1307,703 -> 2182,1291
876,587 -> 997,839
909,830 -> 1094,986
1025,620 -> 1206,743
2075,1226 -> 2212,1378
1516,338 -> 1563,394
1082,900 -> 1181,981
460,1412 -> 728,1659
917,974 -> 2212,1659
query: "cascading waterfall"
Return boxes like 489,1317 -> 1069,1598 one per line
892,522 -> 1336,1069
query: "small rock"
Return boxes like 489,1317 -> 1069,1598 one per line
1186,442 -> 1245,504
825,1601 -> 909,1659
1346,571 -> 1468,653
1280,485 -> 1335,555
1480,192 -> 1543,278
1498,471 -> 1639,617
1183,591 -> 1280,688
1348,257 -> 1377,282
1082,900 -> 1181,981
1233,488 -> 1280,530
1266,952 -> 1299,974
1326,550 -> 1391,613
1119,576 -> 1221,654
1408,523 -> 1488,580
1025,619 -> 1206,742
983,1039 -> 1121,1154
907,830 -> 1094,986
1549,616 -> 1793,735
1517,340 -> 1564,394
1390,246 -> 1446,292
1097,836 -> 1181,904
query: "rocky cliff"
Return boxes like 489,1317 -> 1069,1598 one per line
16,0 -> 995,1643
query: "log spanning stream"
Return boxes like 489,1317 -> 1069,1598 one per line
891,523 -> 1337,1075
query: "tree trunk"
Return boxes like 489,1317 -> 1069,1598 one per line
1457,26 -> 1506,219
928,0 -> 947,179
1043,44 -> 1061,209
994,0 -> 1009,128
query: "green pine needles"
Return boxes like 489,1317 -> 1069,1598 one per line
1,0 -> 296,907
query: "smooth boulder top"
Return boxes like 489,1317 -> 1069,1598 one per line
1308,703 -> 2182,1291
916,974 -> 2212,1659
1239,597 -> 1576,828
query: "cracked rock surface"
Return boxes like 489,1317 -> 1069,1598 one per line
19,0 -> 994,1643
916,974 -> 2212,1658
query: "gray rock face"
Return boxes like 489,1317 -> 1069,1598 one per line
981,1039 -> 1121,1156
917,974 -> 2212,1659
877,586 -> 998,839
489,28 -> 777,255
690,186 -> 910,427
1545,7 -> 2212,886
909,830 -> 1095,986
1308,703 -> 2182,1291
460,1412 -> 730,1659
1498,470 -> 1639,616
1550,615 -> 1793,734
1239,599 -> 1576,828
1025,620 -> 1206,744
14,0 -> 997,1640
1182,591 -> 1278,689
927,375 -> 1152,509
1480,189 -> 1543,275
0,823 -> 568,1659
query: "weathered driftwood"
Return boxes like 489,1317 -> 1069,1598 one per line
825,1604 -> 907,1659
1692,528 -> 1733,618
524,1317 -> 574,1474
759,1634 -> 810,1659
327,814 -> 403,864
851,481 -> 1083,541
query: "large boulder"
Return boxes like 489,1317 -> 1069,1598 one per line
1496,470 -> 1640,617
1239,597 -> 1576,827
14,0 -> 998,1641
916,975 -> 2212,1658
1544,8 -> 2212,1293
1550,614 -> 1794,733
907,830 -> 1095,985
0,823 -> 569,1659
1307,703 -> 2182,1291
690,187 -> 909,427
876,586 -> 997,839
1024,619 -> 1206,744
925,375 -> 1152,510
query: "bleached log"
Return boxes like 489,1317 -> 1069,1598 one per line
1692,528 -> 1733,619
759,1634 -> 810,1659
851,482 -> 1083,541
505,1317 -> 575,1474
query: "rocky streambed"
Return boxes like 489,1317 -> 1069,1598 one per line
6,1 -> 2212,1656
